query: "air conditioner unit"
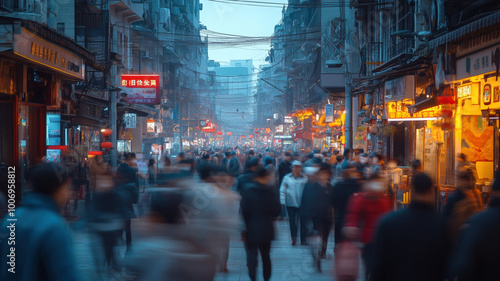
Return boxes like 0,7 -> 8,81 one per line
159,8 -> 170,24
142,50 -> 152,60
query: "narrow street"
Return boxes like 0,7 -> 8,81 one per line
69,201 -> 362,281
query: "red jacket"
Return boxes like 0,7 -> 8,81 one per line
344,192 -> 392,244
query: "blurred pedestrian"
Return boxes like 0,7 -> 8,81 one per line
301,163 -> 334,269
332,167 -> 362,246
444,169 -> 484,243
448,170 -> 500,281
118,152 -> 139,189
240,167 -> 281,281
148,159 -> 157,186
341,148 -> 352,170
333,155 -> 344,184
126,191 -> 214,281
115,172 -> 139,255
371,173 -> 451,281
235,157 -> 260,194
343,176 -> 392,280
277,151 -> 293,220
280,160 -> 308,245
0,163 -> 79,281
227,152 -> 241,177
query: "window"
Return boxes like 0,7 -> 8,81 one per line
57,23 -> 65,34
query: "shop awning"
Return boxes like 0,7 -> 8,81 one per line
427,10 -> 500,50
408,96 -> 438,113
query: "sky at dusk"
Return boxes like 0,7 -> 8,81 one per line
200,0 -> 288,68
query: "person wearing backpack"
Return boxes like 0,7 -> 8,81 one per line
443,169 -> 484,243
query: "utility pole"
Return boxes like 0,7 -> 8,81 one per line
343,0 -> 353,150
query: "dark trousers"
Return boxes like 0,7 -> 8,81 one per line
124,219 -> 132,250
334,218 -> 345,246
246,242 -> 272,281
312,217 -> 332,256
287,207 -> 308,243
98,231 -> 120,271
362,243 -> 373,281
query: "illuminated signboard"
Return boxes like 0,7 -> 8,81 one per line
120,74 -> 160,104
46,112 -> 61,146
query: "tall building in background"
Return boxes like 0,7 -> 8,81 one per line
212,59 -> 255,135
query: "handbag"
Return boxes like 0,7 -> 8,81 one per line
334,241 -> 360,281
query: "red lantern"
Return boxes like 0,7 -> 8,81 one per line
88,151 -> 103,156
101,128 -> 112,137
249,135 -> 253,138
101,141 -> 113,149
217,131 -> 223,135
241,135 -> 246,138
227,132 -> 233,136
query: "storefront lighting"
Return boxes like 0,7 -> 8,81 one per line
388,117 -> 439,122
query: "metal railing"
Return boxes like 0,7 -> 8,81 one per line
360,42 -> 384,76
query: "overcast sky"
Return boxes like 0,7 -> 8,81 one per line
200,0 -> 287,68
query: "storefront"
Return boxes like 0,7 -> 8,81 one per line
0,19 -> 94,199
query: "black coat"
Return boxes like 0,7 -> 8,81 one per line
301,181 -> 333,221
331,180 -> 361,223
114,182 -> 139,219
278,161 -> 292,186
235,172 -> 255,194
117,163 -> 139,188
448,198 -> 500,281
240,182 -> 281,244
371,201 -> 451,281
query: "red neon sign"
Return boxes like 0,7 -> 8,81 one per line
120,74 -> 160,104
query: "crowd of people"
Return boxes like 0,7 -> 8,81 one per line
0,147 -> 499,281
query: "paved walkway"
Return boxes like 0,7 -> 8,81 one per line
69,200 -> 364,281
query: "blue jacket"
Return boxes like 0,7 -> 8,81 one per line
0,193 -> 79,281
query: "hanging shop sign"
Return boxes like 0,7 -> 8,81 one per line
14,28 -> 85,80
457,44 -> 500,80
457,83 -> 480,105
325,104 -> 334,123
275,125 -> 283,133
384,76 -> 415,102
387,100 -> 442,120
121,74 -> 160,104
284,116 -> 293,124
46,111 -> 61,146
147,119 -> 155,133
124,113 -> 137,129
480,78 -> 500,110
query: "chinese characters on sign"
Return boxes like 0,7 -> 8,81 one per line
120,74 -> 160,104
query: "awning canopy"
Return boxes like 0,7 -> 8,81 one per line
427,10 -> 500,50
408,96 -> 438,113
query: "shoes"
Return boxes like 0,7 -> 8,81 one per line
292,240 -> 296,246
301,242 -> 309,246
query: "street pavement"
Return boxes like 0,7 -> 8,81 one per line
69,199 -> 365,281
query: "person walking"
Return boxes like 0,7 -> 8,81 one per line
301,163 -> 334,270
443,169 -> 484,243
227,152 -> 241,178
148,159 -> 157,186
343,176 -> 392,280
277,151 -> 293,219
240,167 -> 282,281
448,170 -> 500,281
371,173 -> 451,281
0,163 -> 79,281
331,167 -> 362,247
235,157 -> 260,194
280,160 -> 309,245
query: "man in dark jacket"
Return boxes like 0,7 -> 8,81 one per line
448,170 -> 500,281
277,152 -> 292,219
301,163 -> 334,262
235,157 -> 260,194
331,167 -> 362,246
0,163 -> 79,281
117,152 -> 139,189
371,173 -> 451,281
240,167 -> 281,281
227,152 -> 241,177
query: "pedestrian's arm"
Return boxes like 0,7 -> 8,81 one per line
279,177 -> 287,205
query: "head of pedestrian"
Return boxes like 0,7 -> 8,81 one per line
150,190 -> 185,224
457,153 -> 467,163
284,151 -> 292,162
457,169 -> 476,190
124,152 -> 137,167
412,159 -> 422,171
27,162 -> 72,208
363,174 -> 387,193
411,173 -> 435,205
317,163 -> 332,185
371,153 -> 383,166
291,160 -> 302,177
343,148 -> 351,160
225,151 -> 231,158
359,153 -> 369,164
254,166 -> 272,186
245,157 -> 261,172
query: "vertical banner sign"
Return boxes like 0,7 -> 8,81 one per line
147,119 -> 155,132
325,104 -> 334,123
120,74 -> 160,104
124,113 -> 137,129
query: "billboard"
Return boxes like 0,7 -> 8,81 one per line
120,74 -> 160,104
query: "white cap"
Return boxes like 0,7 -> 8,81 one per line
292,160 -> 302,166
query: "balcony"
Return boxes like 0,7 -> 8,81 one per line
390,37 -> 415,59
110,0 -> 143,23
360,42 -> 383,76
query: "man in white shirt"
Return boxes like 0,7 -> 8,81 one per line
280,160 -> 309,245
